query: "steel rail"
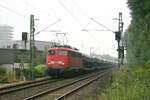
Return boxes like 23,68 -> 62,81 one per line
0,77 -> 50,91
55,71 -> 110,100
0,78 -> 56,95
23,69 -> 110,100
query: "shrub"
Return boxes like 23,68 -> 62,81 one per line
14,65 -> 47,80
24,67 -> 31,80
101,65 -> 150,100
14,67 -> 31,80
0,66 -> 6,76
0,66 -> 8,83
0,76 -> 8,83
34,64 -> 47,78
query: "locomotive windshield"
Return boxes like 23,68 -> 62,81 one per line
58,50 -> 67,56
48,50 -> 55,55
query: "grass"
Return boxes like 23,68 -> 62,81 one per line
101,65 -> 150,100
0,64 -> 48,83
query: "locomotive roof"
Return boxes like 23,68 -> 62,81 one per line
48,47 -> 80,52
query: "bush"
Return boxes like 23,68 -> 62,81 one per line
101,66 -> 150,100
0,66 -> 6,76
14,68 -> 21,79
24,67 -> 31,80
14,67 -> 30,80
14,65 -> 47,80
0,76 -> 8,83
0,66 -> 7,83
34,64 -> 47,78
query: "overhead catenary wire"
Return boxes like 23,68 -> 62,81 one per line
90,18 -> 114,33
57,0 -> 83,26
69,0 -> 115,48
4,0 -> 52,19
21,0 -> 62,31
71,0 -> 114,33
1,0 -> 61,32
82,29 -> 113,32
72,0 -> 90,19
57,0 -> 116,51
34,19 -> 61,35
0,3 -> 28,19
57,0 -> 102,46
21,0 -> 53,18
0,0 -> 115,51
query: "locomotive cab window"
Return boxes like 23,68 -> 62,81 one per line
48,50 -> 55,55
58,50 -> 67,56
71,51 -> 81,57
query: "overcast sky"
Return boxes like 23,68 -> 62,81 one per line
0,0 -> 131,57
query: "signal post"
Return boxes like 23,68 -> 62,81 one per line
30,14 -> 35,80
21,32 -> 28,81
115,12 -> 124,67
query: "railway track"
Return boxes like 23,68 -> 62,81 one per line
24,69 -> 112,100
0,77 -> 51,92
0,77 -> 55,95
0,68 -> 112,100
55,73 -> 106,100
0,77 -> 59,100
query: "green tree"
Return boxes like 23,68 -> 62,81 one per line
127,0 -> 150,65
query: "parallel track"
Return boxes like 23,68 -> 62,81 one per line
0,77 -> 50,91
0,67 -> 113,100
55,71 -> 107,100
24,69 -> 112,100
0,77 -> 57,97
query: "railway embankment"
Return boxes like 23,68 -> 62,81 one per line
0,66 -> 113,100
100,65 -> 150,100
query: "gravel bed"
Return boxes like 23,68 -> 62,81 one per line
36,73 -> 101,100
0,81 -> 28,88
66,72 -> 112,100
0,77 -> 50,89
0,71 -> 102,100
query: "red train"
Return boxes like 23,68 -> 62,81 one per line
46,45 -> 84,77
46,45 -> 112,78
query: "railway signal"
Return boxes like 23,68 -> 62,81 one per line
22,32 -> 28,41
22,32 -> 28,49
115,31 -> 121,41
21,32 -> 28,81
115,12 -> 124,67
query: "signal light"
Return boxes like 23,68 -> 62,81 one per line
115,31 -> 121,41
22,32 -> 28,41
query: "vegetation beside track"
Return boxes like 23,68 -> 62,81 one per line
34,64 -> 48,78
0,64 -> 48,83
101,64 -> 150,100
0,66 -> 9,83
15,64 -> 48,80
126,0 -> 150,65
100,0 -> 150,99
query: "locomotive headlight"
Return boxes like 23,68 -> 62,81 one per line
58,61 -> 64,65
48,61 -> 54,64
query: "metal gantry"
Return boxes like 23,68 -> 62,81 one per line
115,12 -> 124,67
30,14 -> 35,80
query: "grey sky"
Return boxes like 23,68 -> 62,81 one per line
0,0 -> 131,57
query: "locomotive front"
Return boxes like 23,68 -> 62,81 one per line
46,48 -> 69,77
46,46 -> 83,78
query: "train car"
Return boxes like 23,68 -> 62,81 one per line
46,45 -> 83,77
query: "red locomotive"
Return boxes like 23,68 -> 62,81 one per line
46,45 -> 83,77
46,45 -> 112,78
